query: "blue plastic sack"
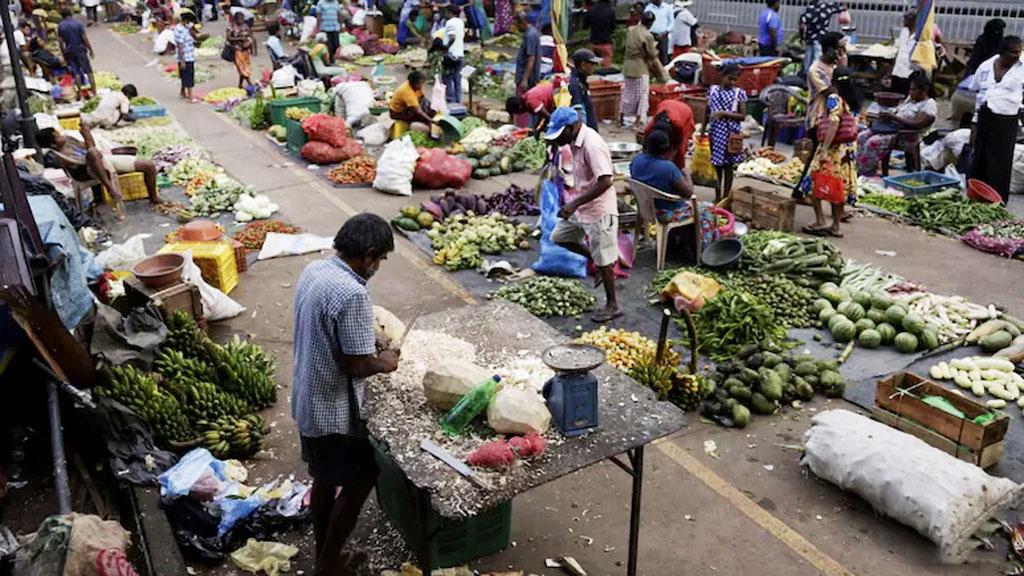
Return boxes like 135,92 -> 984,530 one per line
158,448 -> 228,498
532,177 -> 587,278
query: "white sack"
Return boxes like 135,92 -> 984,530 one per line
271,65 -> 299,89
257,232 -> 334,260
372,137 -> 418,196
95,233 -> 148,270
300,15 -> 318,43
1010,144 -> 1024,195
335,81 -> 374,125
339,44 -> 364,61
487,386 -> 551,435
422,359 -> 492,410
803,409 -> 1021,563
356,122 -> 388,146
180,251 -> 245,321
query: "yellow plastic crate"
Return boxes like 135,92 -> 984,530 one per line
102,172 -> 149,201
383,24 -> 397,40
159,241 -> 239,294
59,116 -> 81,131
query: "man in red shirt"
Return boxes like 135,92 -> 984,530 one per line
506,82 -> 556,134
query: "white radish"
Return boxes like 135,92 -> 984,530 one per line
939,362 -> 952,380
972,381 -> 987,397
929,365 -> 944,380
987,399 -> 1007,409
974,357 -> 1015,372
969,369 -> 982,382
954,373 -> 973,389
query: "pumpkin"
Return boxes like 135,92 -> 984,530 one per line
894,332 -> 919,353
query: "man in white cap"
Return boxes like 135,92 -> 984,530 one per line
545,107 -> 621,322
672,0 -> 698,57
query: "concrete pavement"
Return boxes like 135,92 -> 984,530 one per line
88,21 -> 1023,576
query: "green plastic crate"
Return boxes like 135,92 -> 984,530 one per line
371,437 -> 512,569
268,96 -> 321,128
286,119 -> 308,155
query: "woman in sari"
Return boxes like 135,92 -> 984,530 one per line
493,0 -> 512,36
227,11 -> 254,88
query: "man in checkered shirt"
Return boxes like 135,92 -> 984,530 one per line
292,213 -> 400,576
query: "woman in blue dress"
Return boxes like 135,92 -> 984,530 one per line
704,64 -> 747,202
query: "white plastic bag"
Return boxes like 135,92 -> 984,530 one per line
921,140 -> 946,170
372,136 -> 419,196
95,233 -> 148,270
271,65 -> 299,89
803,409 -> 1022,563
335,81 -> 374,125
339,44 -> 364,61
257,232 -> 334,260
431,75 -> 447,115
300,15 -> 318,43
356,122 -> 388,146
296,79 -> 322,97
180,251 -> 246,321
1010,144 -> 1024,195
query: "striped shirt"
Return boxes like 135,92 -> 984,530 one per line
291,255 -> 376,438
173,23 -> 195,62
317,0 -> 343,32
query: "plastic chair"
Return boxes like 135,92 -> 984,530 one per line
628,178 -> 702,270
760,84 -> 806,146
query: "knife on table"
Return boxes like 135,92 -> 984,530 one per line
420,439 -> 489,489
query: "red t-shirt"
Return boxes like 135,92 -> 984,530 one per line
645,100 -> 696,169
523,84 -> 555,114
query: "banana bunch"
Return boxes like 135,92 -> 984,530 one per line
154,348 -> 217,383
196,414 -> 265,459
167,377 -> 249,422
95,364 -> 193,443
165,311 -> 214,362
213,336 -> 277,410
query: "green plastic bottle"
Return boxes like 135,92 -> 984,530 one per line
440,375 -> 502,436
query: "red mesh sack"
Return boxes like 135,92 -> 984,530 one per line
414,149 -> 472,189
336,138 -> 365,162
300,141 -> 346,164
301,114 -> 348,147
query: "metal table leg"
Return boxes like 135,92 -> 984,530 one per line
608,445 -> 646,576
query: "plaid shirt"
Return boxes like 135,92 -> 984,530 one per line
174,24 -> 196,62
291,255 -> 376,438
317,0 -> 342,32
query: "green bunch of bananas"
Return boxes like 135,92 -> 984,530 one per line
195,414 -> 265,459
95,364 -> 193,443
164,377 -> 249,423
154,348 -> 217,383
164,311 -> 215,362
213,336 -> 277,410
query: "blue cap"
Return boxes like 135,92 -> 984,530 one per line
544,107 -> 580,141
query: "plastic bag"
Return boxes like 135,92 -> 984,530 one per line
691,135 -> 717,187
301,114 -> 348,147
300,15 -> 317,42
373,136 -> 419,196
803,409 -> 1022,563
811,164 -> 845,204
532,178 -> 587,277
180,251 -> 245,321
229,539 -> 298,576
95,234 -> 148,270
335,81 -> 374,125
356,122 -> 389,146
431,75 -> 447,115
270,65 -> 298,89
1010,144 -> 1024,195
158,448 -> 229,498
413,149 -> 471,189
257,232 -> 334,260
300,141 -> 346,164
296,79 -> 322,97
339,44 -> 364,61
13,516 -> 72,576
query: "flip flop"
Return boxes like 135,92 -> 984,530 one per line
801,225 -> 828,237
591,308 -> 623,323
825,228 -> 844,238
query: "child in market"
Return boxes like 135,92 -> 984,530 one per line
703,64 -> 747,202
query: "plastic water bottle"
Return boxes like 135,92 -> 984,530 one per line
441,375 -> 502,436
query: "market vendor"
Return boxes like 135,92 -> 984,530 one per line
82,84 -> 139,128
292,214 -> 400,576
644,99 -> 695,170
857,74 -> 936,176
390,70 -> 435,128
569,48 -> 602,132
545,107 -> 621,323
36,123 -> 162,217
969,35 -> 1024,204
504,82 -> 555,134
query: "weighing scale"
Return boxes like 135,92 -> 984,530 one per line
541,344 -> 604,436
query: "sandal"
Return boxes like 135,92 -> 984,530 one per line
801,225 -> 828,237
825,228 -> 844,238
591,308 -> 623,323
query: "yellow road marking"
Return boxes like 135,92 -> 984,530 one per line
654,440 -> 857,576
108,31 -> 477,306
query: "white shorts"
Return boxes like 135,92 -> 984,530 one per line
550,214 -> 619,268
108,154 -> 138,174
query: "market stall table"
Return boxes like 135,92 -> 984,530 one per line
365,301 -> 687,576
846,43 -> 898,95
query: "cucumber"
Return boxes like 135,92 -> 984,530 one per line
764,258 -> 795,272
797,254 -> 829,267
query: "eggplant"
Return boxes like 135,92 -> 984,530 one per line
476,198 -> 488,214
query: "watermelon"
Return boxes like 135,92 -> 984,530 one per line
831,319 -> 857,343
828,313 -> 849,332
853,291 -> 874,309
812,299 -> 833,314
894,332 -> 919,353
819,308 -> 836,322
902,313 -> 926,335
819,283 -> 846,305
920,327 -> 939,350
876,322 -> 897,345
872,291 -> 893,310
884,304 -> 908,326
866,308 -> 886,324
854,318 -> 876,334
858,329 -> 882,349
837,301 -> 865,322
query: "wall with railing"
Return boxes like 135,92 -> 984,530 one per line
688,0 -> 1024,45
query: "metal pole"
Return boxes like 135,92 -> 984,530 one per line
46,379 -> 72,514
626,446 -> 644,576
0,0 -> 37,148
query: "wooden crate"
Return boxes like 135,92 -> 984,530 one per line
730,185 -> 796,232
123,277 -> 204,329
590,79 -> 622,122
872,406 -> 1004,469
875,371 -> 1008,465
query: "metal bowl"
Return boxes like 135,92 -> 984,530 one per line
132,253 -> 185,289
701,238 -> 744,269
607,142 -> 643,156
